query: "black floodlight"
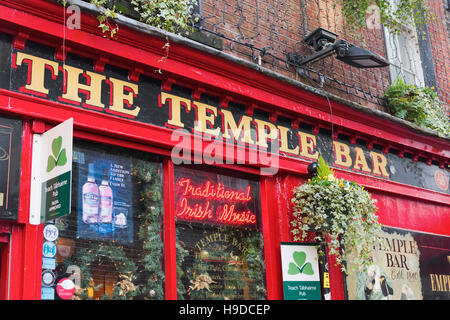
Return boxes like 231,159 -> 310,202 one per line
287,28 -> 389,70
335,40 -> 389,68
302,27 -> 338,51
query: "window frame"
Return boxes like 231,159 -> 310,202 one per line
383,0 -> 425,86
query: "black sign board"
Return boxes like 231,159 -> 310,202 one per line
0,115 -> 22,221
0,32 -> 448,194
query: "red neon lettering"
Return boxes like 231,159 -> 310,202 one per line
175,177 -> 257,227
176,197 -> 213,220
218,204 -> 256,226
176,178 -> 252,202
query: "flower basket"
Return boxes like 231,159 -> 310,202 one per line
291,156 -> 381,273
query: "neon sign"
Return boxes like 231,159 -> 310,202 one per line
175,177 -> 257,228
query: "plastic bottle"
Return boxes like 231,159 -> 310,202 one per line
82,163 -> 99,224
98,168 -> 113,224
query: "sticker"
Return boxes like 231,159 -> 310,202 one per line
56,278 -> 75,300
42,270 -> 56,287
43,224 -> 59,242
323,272 -> 330,288
55,237 -> 75,262
42,257 -> 56,270
41,287 -> 55,300
43,241 -> 57,258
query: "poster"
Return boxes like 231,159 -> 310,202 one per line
280,243 -> 321,300
74,148 -> 133,243
345,227 -> 450,300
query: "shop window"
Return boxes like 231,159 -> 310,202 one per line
42,140 -> 164,300
174,166 -> 267,300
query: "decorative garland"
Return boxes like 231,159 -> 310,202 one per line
68,159 -> 164,300
182,226 -> 266,300
74,243 -> 139,300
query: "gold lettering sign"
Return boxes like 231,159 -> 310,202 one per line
14,51 -> 391,179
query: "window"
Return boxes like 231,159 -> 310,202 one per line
174,166 -> 266,300
41,140 -> 164,300
384,1 -> 425,86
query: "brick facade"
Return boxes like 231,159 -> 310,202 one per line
199,0 -> 449,114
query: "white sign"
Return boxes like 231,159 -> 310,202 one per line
43,224 -> 59,241
30,118 -> 73,224
280,242 -> 321,300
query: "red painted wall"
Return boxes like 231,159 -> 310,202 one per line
0,0 -> 448,301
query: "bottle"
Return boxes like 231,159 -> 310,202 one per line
82,163 -> 99,224
98,168 -> 113,224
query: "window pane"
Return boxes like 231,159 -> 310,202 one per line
43,140 -> 164,300
174,166 -> 267,300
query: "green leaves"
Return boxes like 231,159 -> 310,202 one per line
339,0 -> 433,37
384,77 -> 450,137
287,251 -> 314,276
46,136 -> 67,172
317,155 -> 334,179
291,159 -> 380,274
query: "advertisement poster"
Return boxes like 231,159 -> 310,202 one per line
280,243 -> 321,300
0,116 -> 22,221
345,227 -> 450,300
74,148 -> 133,243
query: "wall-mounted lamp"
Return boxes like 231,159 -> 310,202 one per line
287,27 -> 389,70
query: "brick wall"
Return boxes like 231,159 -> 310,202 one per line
199,0 -> 449,114
430,0 -> 450,113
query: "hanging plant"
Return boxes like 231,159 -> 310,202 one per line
384,77 -> 450,137
290,155 -> 381,274
337,0 -> 432,36
79,0 -> 198,37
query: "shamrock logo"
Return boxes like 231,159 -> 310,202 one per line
288,251 -> 314,275
46,136 -> 67,172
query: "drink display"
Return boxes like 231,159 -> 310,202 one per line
77,158 -> 131,242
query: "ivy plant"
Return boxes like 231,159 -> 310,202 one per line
384,77 -> 450,137
84,0 -> 197,37
290,155 -> 381,274
337,0 -> 432,36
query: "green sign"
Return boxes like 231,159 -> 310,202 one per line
280,243 -> 321,300
41,170 -> 71,222
30,119 -> 73,224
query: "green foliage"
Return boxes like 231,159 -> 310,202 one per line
182,226 -> 266,300
317,155 -> 334,180
291,156 -> 381,274
82,0 -> 197,37
89,0 -> 120,37
384,77 -> 450,137
130,0 -> 197,34
337,0 -> 432,36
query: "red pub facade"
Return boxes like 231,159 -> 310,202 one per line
0,0 -> 449,300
